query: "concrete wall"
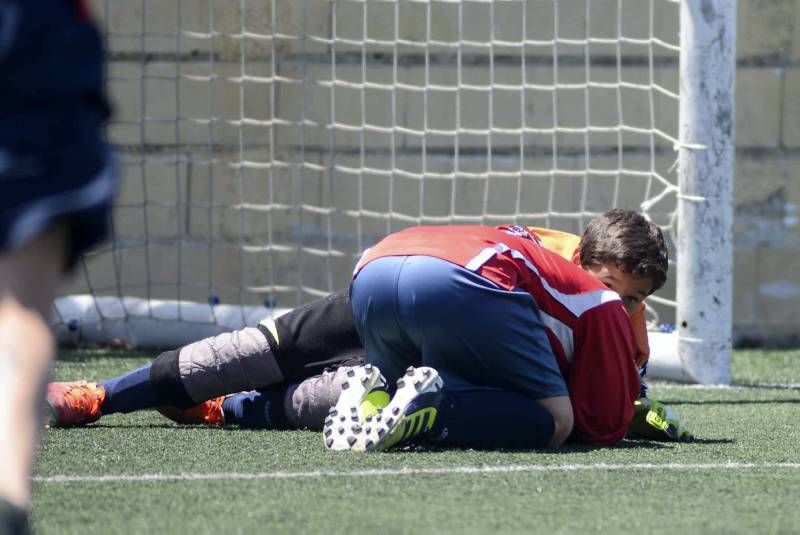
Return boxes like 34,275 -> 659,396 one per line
732,0 -> 800,345
65,0 -> 800,345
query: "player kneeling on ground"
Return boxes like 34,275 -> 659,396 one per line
326,222 -> 648,451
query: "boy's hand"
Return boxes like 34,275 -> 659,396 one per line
628,398 -> 694,442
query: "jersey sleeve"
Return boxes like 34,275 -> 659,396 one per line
525,227 -> 582,262
567,301 -> 641,446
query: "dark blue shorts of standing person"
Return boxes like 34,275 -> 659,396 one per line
350,255 -> 568,401
0,0 -> 115,268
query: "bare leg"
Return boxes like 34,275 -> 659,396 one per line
0,224 -> 67,509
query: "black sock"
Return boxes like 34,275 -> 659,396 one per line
430,388 -> 555,450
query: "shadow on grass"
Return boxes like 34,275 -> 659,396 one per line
679,437 -> 735,445
549,437 -> 735,453
659,398 -> 800,406
56,349 -> 154,362
731,382 -> 800,390
50,423 -> 206,431
556,440 -> 670,453
51,424 -> 735,456
386,439 -> 691,454
536,436 -> 735,453
66,422 -> 316,433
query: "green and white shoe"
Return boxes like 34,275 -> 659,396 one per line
628,397 -> 695,442
323,364 -> 387,451
360,366 -> 444,452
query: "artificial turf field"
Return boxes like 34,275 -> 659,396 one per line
33,349 -> 800,534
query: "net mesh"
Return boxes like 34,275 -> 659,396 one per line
58,0 -> 682,339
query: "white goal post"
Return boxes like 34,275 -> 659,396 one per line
57,0 -> 736,384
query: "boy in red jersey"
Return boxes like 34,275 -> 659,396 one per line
327,221 -> 656,451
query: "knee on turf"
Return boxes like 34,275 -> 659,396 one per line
537,396 -> 574,448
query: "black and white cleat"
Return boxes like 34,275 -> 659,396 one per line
359,366 -> 444,453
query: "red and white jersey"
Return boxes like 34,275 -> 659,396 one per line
354,224 -> 640,446
528,226 -> 651,369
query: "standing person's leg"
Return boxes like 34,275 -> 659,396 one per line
1,0 -> 114,527
0,225 -> 68,512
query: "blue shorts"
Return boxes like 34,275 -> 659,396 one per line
350,255 -> 568,400
0,0 -> 114,267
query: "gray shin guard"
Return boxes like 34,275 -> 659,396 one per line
152,327 -> 285,407
284,366 -> 357,430
181,327 -> 285,403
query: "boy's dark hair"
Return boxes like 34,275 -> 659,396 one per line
578,209 -> 668,294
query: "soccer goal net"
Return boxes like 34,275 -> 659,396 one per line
57,0 -> 735,383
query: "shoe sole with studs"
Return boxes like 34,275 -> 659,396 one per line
323,364 -> 386,451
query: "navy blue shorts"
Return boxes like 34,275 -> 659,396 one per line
350,255 -> 568,400
0,0 -> 114,267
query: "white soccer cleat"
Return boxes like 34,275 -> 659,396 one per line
323,364 -> 386,451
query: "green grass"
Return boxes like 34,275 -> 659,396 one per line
33,350 -> 800,534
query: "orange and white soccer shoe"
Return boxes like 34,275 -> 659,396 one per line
157,397 -> 226,427
46,381 -> 106,427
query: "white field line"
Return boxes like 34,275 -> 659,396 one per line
34,462 -> 800,484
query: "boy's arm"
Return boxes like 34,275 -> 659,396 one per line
630,303 -> 650,368
567,302 -> 641,446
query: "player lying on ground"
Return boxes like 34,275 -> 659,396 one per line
47,210 -> 691,448
0,1 -> 115,532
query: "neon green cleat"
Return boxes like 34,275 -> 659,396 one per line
628,397 -> 694,442
360,388 -> 390,420
360,366 -> 444,452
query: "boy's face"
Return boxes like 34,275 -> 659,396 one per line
583,262 -> 653,316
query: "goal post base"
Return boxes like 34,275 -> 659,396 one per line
54,295 -> 287,350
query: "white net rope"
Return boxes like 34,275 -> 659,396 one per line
56,0 -> 682,344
